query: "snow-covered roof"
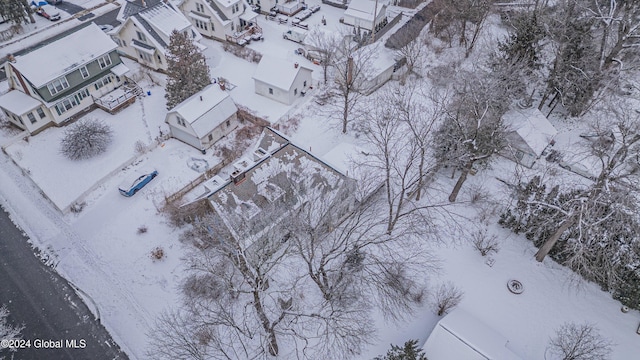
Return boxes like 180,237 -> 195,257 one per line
252,56 -> 313,91
503,107 -> 558,156
168,84 -> 238,137
207,128 -> 352,247
360,42 -> 396,79
12,23 -> 117,88
140,2 -> 192,39
344,0 -> 386,22
322,142 -> 367,176
0,90 -> 43,115
423,308 -> 523,360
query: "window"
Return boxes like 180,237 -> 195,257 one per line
136,31 -> 147,42
123,40 -> 127,47
138,51 -> 152,62
94,75 -> 112,90
80,66 -> 89,79
97,54 -> 112,69
54,94 -> 80,115
268,88 -> 273,95
231,22 -> 234,31
157,54 -> 162,63
47,77 -> 69,96
75,88 -> 90,101
294,88 -> 297,96
176,116 -> 186,127
196,3 -> 204,12
195,19 -> 208,30
208,133 -> 213,141
36,108 -> 46,119
27,112 -> 36,124
232,3 -> 239,13
303,80 -> 307,87
226,119 -> 231,127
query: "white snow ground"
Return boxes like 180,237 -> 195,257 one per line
0,1 -> 639,359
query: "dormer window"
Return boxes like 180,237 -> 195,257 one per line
80,66 -> 89,79
97,54 -> 112,69
137,31 -> 147,42
47,76 -> 69,96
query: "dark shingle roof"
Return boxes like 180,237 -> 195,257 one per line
133,13 -> 168,48
206,0 -> 229,21
121,0 -> 163,18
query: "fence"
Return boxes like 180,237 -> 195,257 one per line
164,158 -> 231,205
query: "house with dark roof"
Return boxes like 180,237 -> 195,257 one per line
200,127 -> 357,252
176,0 -> 261,43
111,0 -> 204,71
0,23 -> 133,134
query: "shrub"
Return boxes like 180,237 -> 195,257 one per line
472,229 -> 499,257
431,282 -> 464,316
151,247 -> 165,261
137,225 -> 148,234
60,119 -> 113,160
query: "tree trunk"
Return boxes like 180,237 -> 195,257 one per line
253,289 -> 279,356
535,216 -> 574,262
448,161 -> 472,202
342,93 -> 349,134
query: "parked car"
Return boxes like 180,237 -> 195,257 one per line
99,24 -> 114,32
31,1 -> 61,21
118,170 -> 158,197
283,28 -> 307,43
46,0 -> 62,4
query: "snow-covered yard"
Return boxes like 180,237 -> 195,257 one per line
0,1 -> 639,359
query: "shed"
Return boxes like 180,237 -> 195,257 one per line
252,56 -> 313,105
343,0 -> 387,31
502,107 -> 558,168
423,309 -> 523,360
165,84 -> 239,151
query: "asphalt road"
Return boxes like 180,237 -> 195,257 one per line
0,206 -> 127,360
54,1 -> 85,15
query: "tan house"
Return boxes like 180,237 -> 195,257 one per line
176,0 -> 261,43
165,84 -> 239,151
111,0 -> 204,71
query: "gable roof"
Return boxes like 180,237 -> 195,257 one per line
344,0 -> 386,22
11,23 -> 117,88
206,0 -> 229,21
424,309 -> 523,360
253,56 -> 313,91
168,84 -> 238,137
503,107 -> 558,156
206,128 -> 352,248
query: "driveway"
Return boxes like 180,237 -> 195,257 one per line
0,206 -> 127,360
53,1 -> 85,15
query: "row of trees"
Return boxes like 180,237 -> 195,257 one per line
0,0 -> 33,25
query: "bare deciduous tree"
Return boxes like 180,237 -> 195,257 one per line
304,27 -> 342,84
431,282 -> 464,316
0,305 -> 23,355
547,322 -> 613,360
60,119 -> 113,160
332,37 -> 375,133
433,70 -> 509,202
471,228 -> 499,257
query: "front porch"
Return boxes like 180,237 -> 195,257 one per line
226,12 -> 263,44
93,83 -> 143,114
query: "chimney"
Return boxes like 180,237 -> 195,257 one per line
7,54 -> 15,63
141,0 -> 145,7
294,62 -> 299,69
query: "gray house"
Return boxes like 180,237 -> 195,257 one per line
165,84 -> 239,151
0,23 -> 133,134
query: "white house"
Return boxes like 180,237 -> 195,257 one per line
0,23 -> 131,134
176,0 -> 261,43
343,0 -> 387,32
358,42 -> 401,94
423,309 -> 523,360
112,0 -> 203,71
252,56 -> 313,105
502,107 -> 558,168
165,84 -> 239,151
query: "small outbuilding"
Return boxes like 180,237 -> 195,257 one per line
423,309 -> 523,360
165,84 -> 239,151
502,106 -> 558,168
252,56 -> 313,105
343,0 -> 387,32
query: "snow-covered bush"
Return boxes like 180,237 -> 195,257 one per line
137,225 -> 148,234
431,282 -> 464,316
60,119 -> 113,160
150,247 -> 165,261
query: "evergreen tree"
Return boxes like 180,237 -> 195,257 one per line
0,0 -> 34,25
375,340 -> 428,360
165,30 -> 211,109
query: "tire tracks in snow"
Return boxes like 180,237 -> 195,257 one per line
0,153 -> 149,358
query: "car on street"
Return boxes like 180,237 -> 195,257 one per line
31,1 -> 61,21
118,170 -> 158,197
